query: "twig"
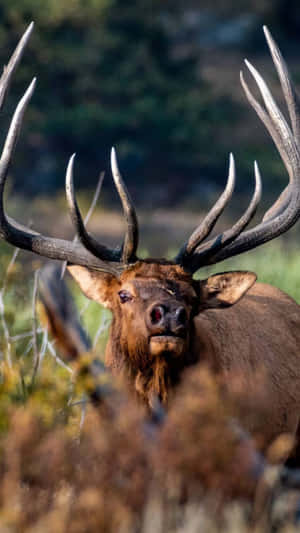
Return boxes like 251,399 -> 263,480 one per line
2,248 -> 20,294
60,170 -> 105,279
39,328 -> 48,365
93,316 -> 110,349
79,299 -> 91,317
83,171 -> 105,226
23,339 -> 33,357
10,328 -> 43,342
31,269 -> 40,383
47,340 -> 73,374
69,399 -> 88,407
79,396 -> 87,434
0,291 -> 12,367
0,248 -> 20,367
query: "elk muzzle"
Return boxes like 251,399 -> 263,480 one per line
147,302 -> 188,357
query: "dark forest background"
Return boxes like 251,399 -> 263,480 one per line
0,0 -> 300,209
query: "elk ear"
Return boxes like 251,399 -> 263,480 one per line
198,271 -> 257,309
67,265 -> 119,309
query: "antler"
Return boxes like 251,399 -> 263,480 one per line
2,24 -> 299,276
176,26 -> 300,273
0,24 -> 139,275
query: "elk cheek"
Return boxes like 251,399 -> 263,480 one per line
125,321 -> 151,370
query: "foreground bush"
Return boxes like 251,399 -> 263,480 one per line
0,249 -> 300,531
0,368 -> 149,531
1,358 -> 299,532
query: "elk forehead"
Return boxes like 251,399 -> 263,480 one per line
120,261 -> 192,281
119,262 -> 198,304
120,278 -> 196,302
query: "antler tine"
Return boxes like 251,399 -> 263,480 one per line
240,64 -> 299,222
176,153 -> 235,262
260,25 -> 300,221
187,161 -> 262,269
240,69 -> 293,222
0,88 -> 119,273
263,25 -> 300,144
262,186 -> 290,222
244,59 -> 299,179
0,25 -> 121,276
65,154 -> 121,262
111,147 -> 139,264
203,35 -> 300,266
210,171 -> 300,267
240,71 -> 290,176
177,27 -> 300,273
0,78 -> 37,235
0,21 -> 34,110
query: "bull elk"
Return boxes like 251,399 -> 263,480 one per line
2,23 -> 300,454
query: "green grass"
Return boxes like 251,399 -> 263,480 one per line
71,286 -> 111,356
193,239 -> 300,304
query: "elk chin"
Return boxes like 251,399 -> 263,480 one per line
149,335 -> 186,358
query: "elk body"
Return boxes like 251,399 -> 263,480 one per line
2,24 -> 300,453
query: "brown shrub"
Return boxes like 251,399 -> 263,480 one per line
156,365 -> 265,502
0,389 -> 151,532
1,362 -> 295,532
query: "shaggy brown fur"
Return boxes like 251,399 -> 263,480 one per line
67,260 -> 300,455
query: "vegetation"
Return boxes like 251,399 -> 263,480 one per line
0,241 -> 299,530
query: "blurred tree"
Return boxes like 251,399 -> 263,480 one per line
0,0 -> 228,203
0,0 -> 296,206
269,0 -> 300,38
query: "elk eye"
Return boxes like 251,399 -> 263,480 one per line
118,290 -> 133,304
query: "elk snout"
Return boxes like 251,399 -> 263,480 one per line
147,303 -> 187,337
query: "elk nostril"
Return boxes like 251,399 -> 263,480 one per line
175,307 -> 187,326
151,305 -> 164,325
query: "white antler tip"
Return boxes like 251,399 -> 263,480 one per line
244,59 -> 259,78
111,146 -> 120,175
67,153 -> 76,176
22,78 -> 37,102
22,22 -> 35,42
263,26 -> 274,49
66,155 -> 76,196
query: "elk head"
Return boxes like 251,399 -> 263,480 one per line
1,24 -> 300,402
